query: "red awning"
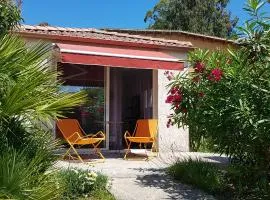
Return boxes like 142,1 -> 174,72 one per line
56,43 -> 184,70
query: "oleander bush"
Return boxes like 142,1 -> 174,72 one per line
166,0 -> 270,198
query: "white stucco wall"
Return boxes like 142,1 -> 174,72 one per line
154,50 -> 190,153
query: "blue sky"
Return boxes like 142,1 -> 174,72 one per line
22,0 -> 269,29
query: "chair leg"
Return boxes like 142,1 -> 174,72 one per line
92,142 -> 105,160
151,142 -> 156,153
151,142 -> 154,156
64,141 -> 106,163
124,141 -> 132,159
153,138 -> 159,156
63,144 -> 84,163
144,143 -> 149,161
63,147 -> 71,159
149,142 -> 158,158
69,144 -> 84,163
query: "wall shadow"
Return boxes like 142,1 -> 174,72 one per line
132,168 -> 215,200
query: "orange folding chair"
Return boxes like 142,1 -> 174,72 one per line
56,119 -> 105,163
124,119 -> 158,160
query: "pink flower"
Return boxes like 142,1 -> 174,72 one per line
174,103 -> 180,110
170,87 -> 179,95
164,71 -> 174,81
194,62 -> 205,73
165,95 -> 174,103
173,94 -> 182,102
208,68 -> 223,82
165,89 -> 183,104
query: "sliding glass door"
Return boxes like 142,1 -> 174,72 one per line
58,63 -> 106,147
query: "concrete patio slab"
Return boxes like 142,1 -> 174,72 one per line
55,152 -> 228,200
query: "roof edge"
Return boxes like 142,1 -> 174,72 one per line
103,28 -> 236,44
17,30 -> 195,51
15,25 -> 194,50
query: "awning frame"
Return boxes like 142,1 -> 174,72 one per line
59,48 -> 183,62
55,43 -> 185,71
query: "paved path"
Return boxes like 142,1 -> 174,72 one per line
56,152 -> 228,200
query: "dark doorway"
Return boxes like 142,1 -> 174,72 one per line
109,67 -> 153,150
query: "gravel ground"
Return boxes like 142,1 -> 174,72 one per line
55,152 -> 228,200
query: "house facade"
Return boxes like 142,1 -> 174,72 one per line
17,25 -> 234,152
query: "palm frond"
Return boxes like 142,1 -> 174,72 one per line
0,34 -> 87,123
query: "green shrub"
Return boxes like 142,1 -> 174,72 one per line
225,164 -> 270,199
168,159 -> 270,199
89,175 -> 115,200
0,148 -> 63,199
59,168 -> 112,200
167,0 -> 270,163
167,158 -> 225,194
93,173 -> 109,191
166,0 -> 270,198
0,122 -> 60,171
89,189 -> 115,200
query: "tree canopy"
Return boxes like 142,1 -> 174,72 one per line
144,0 -> 238,38
0,0 -> 21,34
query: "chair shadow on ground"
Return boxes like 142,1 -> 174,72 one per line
102,152 -> 151,160
59,151 -> 154,163
132,168 -> 214,200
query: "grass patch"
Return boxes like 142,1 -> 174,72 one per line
88,189 -> 115,200
89,174 -> 115,200
167,158 -> 225,195
167,158 -> 270,199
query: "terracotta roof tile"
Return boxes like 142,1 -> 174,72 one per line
17,25 -> 193,49
104,28 -> 236,43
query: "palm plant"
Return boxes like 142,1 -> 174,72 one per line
0,34 -> 86,152
0,34 -> 86,121
0,2 -> 87,199
0,148 -> 64,199
0,34 -> 86,199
